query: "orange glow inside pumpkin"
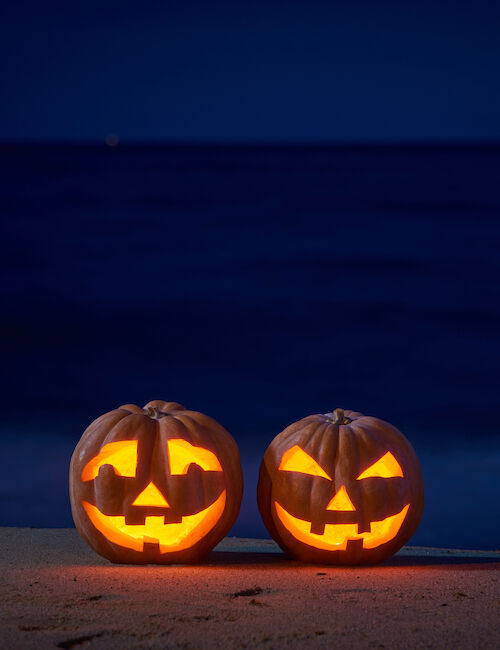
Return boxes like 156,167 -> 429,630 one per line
80,438 -> 225,552
81,441 -> 138,481
356,452 -> 403,479
278,445 -> 332,480
132,482 -> 171,507
326,485 -> 356,511
167,439 -> 223,474
82,490 -> 226,553
275,447 -> 409,551
275,502 -> 410,551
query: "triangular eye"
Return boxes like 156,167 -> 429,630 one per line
279,445 -> 332,480
168,439 -> 222,475
356,452 -> 404,479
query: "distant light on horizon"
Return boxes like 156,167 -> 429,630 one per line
105,133 -> 119,147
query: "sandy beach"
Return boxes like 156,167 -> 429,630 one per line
1,528 -> 499,649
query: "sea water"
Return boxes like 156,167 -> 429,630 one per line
1,143 -> 499,549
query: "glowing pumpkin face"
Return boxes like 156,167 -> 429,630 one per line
70,401 -> 243,564
257,408 -> 424,564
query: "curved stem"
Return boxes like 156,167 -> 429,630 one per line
144,406 -> 168,419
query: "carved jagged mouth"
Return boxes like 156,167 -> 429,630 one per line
82,490 -> 226,553
275,501 -> 410,551
123,512 -> 184,525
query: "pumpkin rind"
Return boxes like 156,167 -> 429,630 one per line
70,401 -> 243,564
257,409 -> 424,565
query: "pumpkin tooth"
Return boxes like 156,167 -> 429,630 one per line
124,513 -> 147,526
309,520 -> 326,536
142,537 -> 162,550
163,513 -> 184,525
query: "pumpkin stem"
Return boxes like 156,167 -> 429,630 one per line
331,408 -> 351,425
144,406 -> 166,419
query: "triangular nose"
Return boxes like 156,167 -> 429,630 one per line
132,481 -> 170,507
326,485 -> 356,511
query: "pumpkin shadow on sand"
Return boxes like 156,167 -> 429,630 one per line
203,551 -> 500,568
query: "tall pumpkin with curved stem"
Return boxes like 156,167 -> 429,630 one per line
70,400 -> 243,564
257,408 -> 424,565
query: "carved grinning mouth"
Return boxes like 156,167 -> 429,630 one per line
82,490 -> 226,553
275,501 -> 410,551
123,513 -> 185,525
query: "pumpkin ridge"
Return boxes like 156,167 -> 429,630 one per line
313,421 -> 336,479
280,416 -> 319,444
118,404 -> 145,414
310,422 -> 334,520
98,412 -> 149,447
157,415 -> 207,518
351,423 -> 370,534
175,412 -> 225,440
330,419 -> 343,494
79,409 -> 130,449
143,400 -> 186,414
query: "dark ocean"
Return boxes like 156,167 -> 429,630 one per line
1,143 -> 499,550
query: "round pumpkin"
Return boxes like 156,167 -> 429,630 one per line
257,408 -> 424,564
70,400 -> 243,564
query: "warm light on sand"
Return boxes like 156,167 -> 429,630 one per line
275,502 -> 410,551
82,490 -> 226,552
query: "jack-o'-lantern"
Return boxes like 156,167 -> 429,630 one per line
70,401 -> 243,564
257,408 -> 424,564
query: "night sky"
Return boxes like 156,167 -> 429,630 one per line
1,0 -> 500,141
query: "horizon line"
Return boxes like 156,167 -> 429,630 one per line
1,138 -> 500,148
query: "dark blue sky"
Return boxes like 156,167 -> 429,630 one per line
1,0 -> 500,141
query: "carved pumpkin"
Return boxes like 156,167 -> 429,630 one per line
257,408 -> 424,564
70,401 -> 243,564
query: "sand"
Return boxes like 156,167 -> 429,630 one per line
0,528 -> 499,649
